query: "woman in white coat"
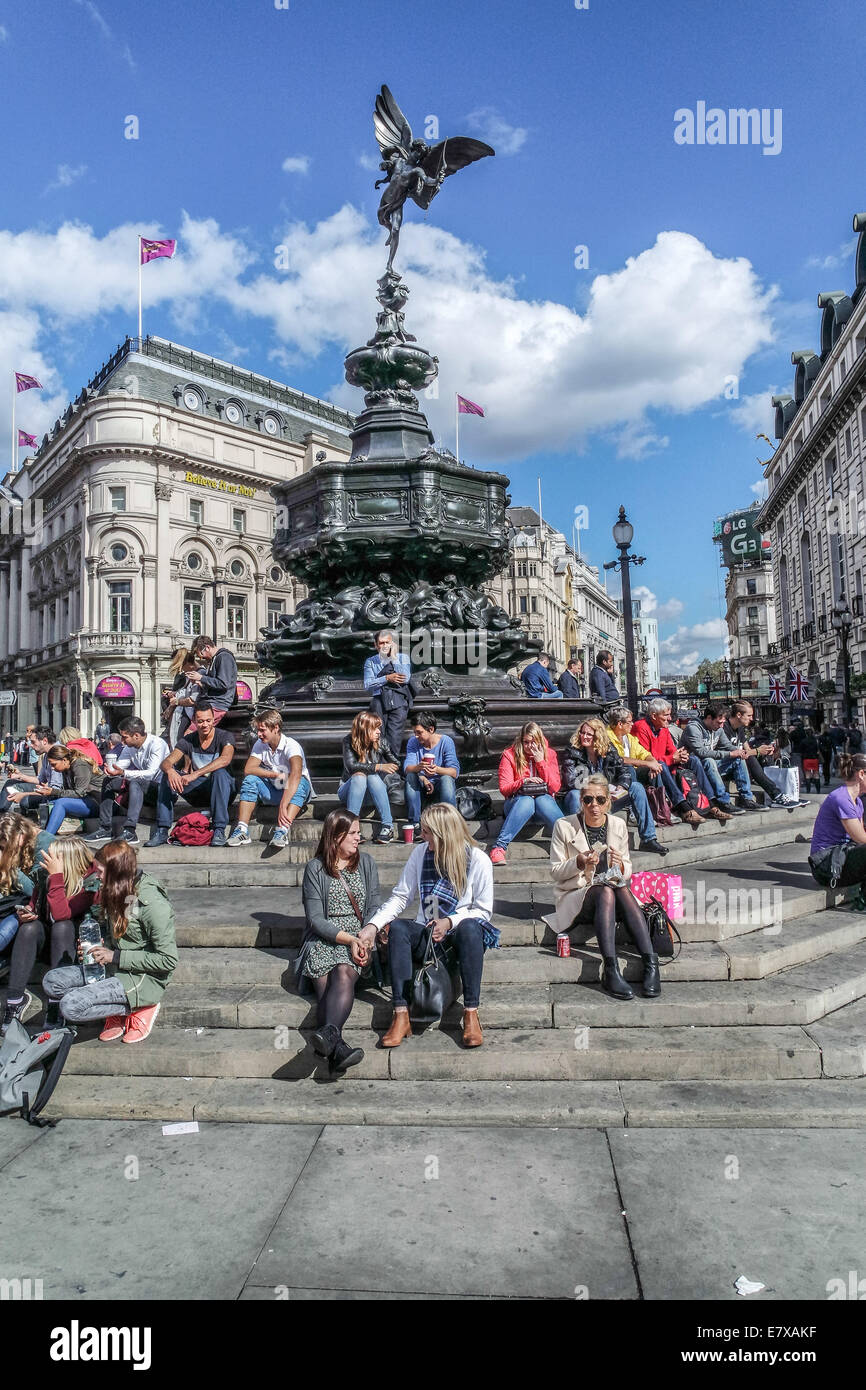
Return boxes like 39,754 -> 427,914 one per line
544,774 -> 660,1000
367,802 -> 496,1048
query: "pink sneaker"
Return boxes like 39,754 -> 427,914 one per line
122,1002 -> 161,1043
99,1015 -> 126,1042
489,847 -> 507,866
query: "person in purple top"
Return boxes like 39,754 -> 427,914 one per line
809,753 -> 866,888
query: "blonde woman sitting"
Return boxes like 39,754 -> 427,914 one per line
367,802 -> 497,1048
544,773 -> 660,1001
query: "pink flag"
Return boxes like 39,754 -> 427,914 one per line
15,373 -> 42,392
140,237 -> 177,265
457,394 -> 485,417
17,429 -> 38,449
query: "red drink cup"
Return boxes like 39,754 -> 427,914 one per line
402,824 -> 415,844
556,934 -> 571,958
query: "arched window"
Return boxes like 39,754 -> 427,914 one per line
800,532 -> 814,624
779,556 -> 791,636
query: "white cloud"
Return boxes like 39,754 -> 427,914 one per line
0,209 -> 778,467
0,25 -> 8,42
614,421 -> 670,459
465,106 -> 528,156
71,0 -> 135,70
729,387 -> 778,438
750,477 -> 769,501
42,164 -> 88,195
281,156 -> 311,175
660,618 -> 728,673
632,586 -> 684,622
804,237 -> 857,273
358,151 -> 380,172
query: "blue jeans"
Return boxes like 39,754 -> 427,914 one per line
658,757 -> 718,805
388,916 -> 486,1009
563,779 -> 657,840
157,768 -> 234,830
701,757 -> 751,804
0,911 -> 20,952
405,771 -> 457,825
45,795 -> 100,835
496,793 -> 563,850
527,690 -> 564,699
338,773 -> 393,826
237,774 -> 311,811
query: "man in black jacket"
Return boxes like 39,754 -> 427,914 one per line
189,636 -> 238,725
557,658 -> 584,698
589,651 -> 620,703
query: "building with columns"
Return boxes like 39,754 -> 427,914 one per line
487,505 -> 626,683
756,209 -> 866,724
0,336 -> 352,736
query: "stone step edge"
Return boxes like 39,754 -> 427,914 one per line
44,1075 -> 866,1128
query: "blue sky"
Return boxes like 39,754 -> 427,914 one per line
2,0 -> 865,671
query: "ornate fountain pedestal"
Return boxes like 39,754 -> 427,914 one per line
241,270 -> 597,785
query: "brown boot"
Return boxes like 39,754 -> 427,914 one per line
382,1009 -> 412,1048
462,1009 -> 484,1047
679,807 -> 703,827
704,805 -> 732,823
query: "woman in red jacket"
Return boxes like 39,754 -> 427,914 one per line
490,721 -> 564,865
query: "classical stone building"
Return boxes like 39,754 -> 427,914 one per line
0,336 -> 352,735
756,210 -> 866,723
487,505 -> 626,682
724,560 -> 776,697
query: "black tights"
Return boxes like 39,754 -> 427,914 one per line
573,886 -> 654,961
312,963 -> 359,1033
6,917 -> 76,1001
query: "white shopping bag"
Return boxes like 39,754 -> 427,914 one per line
763,765 -> 800,801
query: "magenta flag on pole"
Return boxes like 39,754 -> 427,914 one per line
457,394 -> 485,417
15,373 -> 42,392
140,238 -> 177,264
17,429 -> 38,449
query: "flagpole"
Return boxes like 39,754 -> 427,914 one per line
455,393 -> 459,463
138,237 -> 142,346
136,236 -> 141,344
11,372 -> 16,476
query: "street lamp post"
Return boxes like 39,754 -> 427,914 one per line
831,597 -> 853,722
603,505 -> 645,715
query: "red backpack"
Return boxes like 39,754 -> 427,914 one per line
168,812 -> 213,846
673,767 -> 711,813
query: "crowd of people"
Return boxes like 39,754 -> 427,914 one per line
0,623 -> 852,1073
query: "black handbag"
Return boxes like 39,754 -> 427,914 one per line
409,926 -> 457,1024
641,896 -> 682,960
808,843 -> 850,889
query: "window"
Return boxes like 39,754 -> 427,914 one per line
269,565 -> 282,584
110,543 -> 128,563
232,508 -> 246,534
267,598 -> 285,626
746,578 -> 757,595
183,387 -> 203,412
183,588 -> 203,637
519,596 -> 528,614
186,551 -> 202,572
227,592 -> 246,639
109,486 -> 126,512
229,558 -> 245,578
224,400 -> 244,426
747,606 -> 759,623
531,596 -> 538,613
189,498 -> 204,526
107,580 -> 131,633
846,427 -> 853,460
749,635 -> 761,655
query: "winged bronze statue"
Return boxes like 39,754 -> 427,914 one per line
373,85 -> 494,271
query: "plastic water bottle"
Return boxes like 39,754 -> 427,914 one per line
78,913 -> 106,984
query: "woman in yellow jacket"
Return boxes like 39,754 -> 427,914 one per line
543,774 -> 660,1001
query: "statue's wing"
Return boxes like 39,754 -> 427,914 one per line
374,85 -> 413,156
411,137 -> 495,209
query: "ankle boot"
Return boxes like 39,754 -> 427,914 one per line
601,957 -> 634,1000
462,1009 -> 484,1047
641,952 -> 661,998
381,1009 -> 412,1047
311,1023 -> 339,1058
330,1034 -> 364,1074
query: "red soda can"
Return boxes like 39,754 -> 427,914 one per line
556,933 -> 571,958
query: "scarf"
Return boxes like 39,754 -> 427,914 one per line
420,847 -> 500,950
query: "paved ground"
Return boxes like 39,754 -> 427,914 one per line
2,1117 -> 864,1301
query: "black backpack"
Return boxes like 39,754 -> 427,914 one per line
673,766 -> 711,812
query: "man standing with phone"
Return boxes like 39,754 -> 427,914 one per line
364,629 -> 413,758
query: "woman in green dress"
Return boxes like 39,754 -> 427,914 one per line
298,809 -> 381,1075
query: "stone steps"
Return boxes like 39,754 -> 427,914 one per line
45,1074 -> 866,1127
62,1020 -> 822,1082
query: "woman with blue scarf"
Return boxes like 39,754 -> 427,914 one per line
368,803 -> 499,1049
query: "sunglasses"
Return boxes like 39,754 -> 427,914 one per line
581,794 -> 607,805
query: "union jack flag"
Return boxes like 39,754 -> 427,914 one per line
789,667 -> 809,701
768,676 -> 788,704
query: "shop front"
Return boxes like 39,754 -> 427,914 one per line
94,675 -> 137,731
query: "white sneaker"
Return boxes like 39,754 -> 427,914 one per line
271,826 -> 291,849
226,825 -> 251,846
